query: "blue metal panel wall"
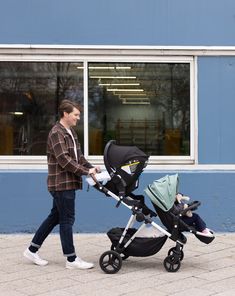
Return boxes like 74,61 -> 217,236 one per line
1,171 -> 234,233
198,57 -> 235,164
0,0 -> 235,45
0,1 -> 235,233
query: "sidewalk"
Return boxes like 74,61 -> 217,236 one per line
0,233 -> 235,296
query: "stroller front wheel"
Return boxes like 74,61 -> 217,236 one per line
168,247 -> 184,261
163,255 -> 181,272
99,250 -> 122,274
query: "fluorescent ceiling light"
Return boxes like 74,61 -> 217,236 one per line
99,83 -> 140,86
119,93 -> 147,96
121,98 -> 150,105
107,88 -> 144,92
89,66 -> 115,69
115,66 -> 131,69
9,112 -> 24,116
77,66 -> 132,69
90,76 -> 136,79
120,97 -> 149,100
122,101 -> 150,105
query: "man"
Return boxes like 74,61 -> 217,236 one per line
24,100 -> 100,269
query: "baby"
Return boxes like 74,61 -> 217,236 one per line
175,193 -> 211,235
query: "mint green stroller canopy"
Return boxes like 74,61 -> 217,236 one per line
144,174 -> 179,212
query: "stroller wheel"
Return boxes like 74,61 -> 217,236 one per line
163,255 -> 181,272
111,244 -> 129,261
99,250 -> 122,274
168,247 -> 184,261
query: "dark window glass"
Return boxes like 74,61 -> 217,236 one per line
88,62 -> 190,156
0,62 -> 84,155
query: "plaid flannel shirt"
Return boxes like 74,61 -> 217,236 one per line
47,122 -> 93,191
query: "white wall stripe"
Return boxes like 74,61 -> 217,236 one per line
1,45 -> 235,57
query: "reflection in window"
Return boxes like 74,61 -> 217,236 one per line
0,62 -> 84,155
88,63 -> 190,156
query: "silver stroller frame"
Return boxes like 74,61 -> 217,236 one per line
93,177 -> 186,274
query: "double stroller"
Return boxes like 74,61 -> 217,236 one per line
88,140 -> 215,274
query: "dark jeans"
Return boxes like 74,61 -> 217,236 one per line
181,213 -> 206,232
31,190 -> 76,257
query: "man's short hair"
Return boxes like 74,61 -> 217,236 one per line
58,100 -> 81,118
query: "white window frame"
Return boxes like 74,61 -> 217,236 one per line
0,45 -> 197,169
85,56 -> 195,166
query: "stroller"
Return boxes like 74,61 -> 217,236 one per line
87,140 -> 215,274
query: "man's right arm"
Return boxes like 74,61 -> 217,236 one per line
49,131 -> 90,176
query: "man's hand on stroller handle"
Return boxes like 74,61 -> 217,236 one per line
88,166 -> 101,175
86,170 -> 111,187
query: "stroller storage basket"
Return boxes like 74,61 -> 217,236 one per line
108,227 -> 167,257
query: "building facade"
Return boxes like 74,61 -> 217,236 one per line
0,0 -> 235,232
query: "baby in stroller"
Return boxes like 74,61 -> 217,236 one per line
174,193 -> 212,236
87,140 -> 215,274
145,174 -> 215,243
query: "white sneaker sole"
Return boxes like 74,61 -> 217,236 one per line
23,250 -> 48,266
66,263 -> 94,270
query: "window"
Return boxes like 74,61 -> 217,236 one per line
0,47 -> 195,166
88,62 -> 190,157
0,62 -> 84,155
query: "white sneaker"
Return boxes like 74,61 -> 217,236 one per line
66,257 -> 94,270
23,248 -> 48,266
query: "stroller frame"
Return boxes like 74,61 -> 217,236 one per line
93,177 -> 186,274
90,141 -> 214,274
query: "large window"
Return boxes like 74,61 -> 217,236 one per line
88,62 -> 190,156
0,62 -> 84,155
0,52 -> 194,165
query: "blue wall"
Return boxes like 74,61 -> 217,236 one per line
1,1 -> 235,233
1,170 -> 235,233
198,57 -> 235,164
0,0 -> 235,45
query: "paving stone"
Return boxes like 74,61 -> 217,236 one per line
0,233 -> 234,296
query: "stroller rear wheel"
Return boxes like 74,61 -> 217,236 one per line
99,250 -> 122,274
163,255 -> 181,272
168,247 -> 184,261
111,244 -> 129,260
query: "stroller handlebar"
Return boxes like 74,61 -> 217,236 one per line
89,173 -> 98,183
89,173 -> 106,191
180,200 -> 201,216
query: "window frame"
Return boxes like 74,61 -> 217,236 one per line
0,45 -> 197,169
